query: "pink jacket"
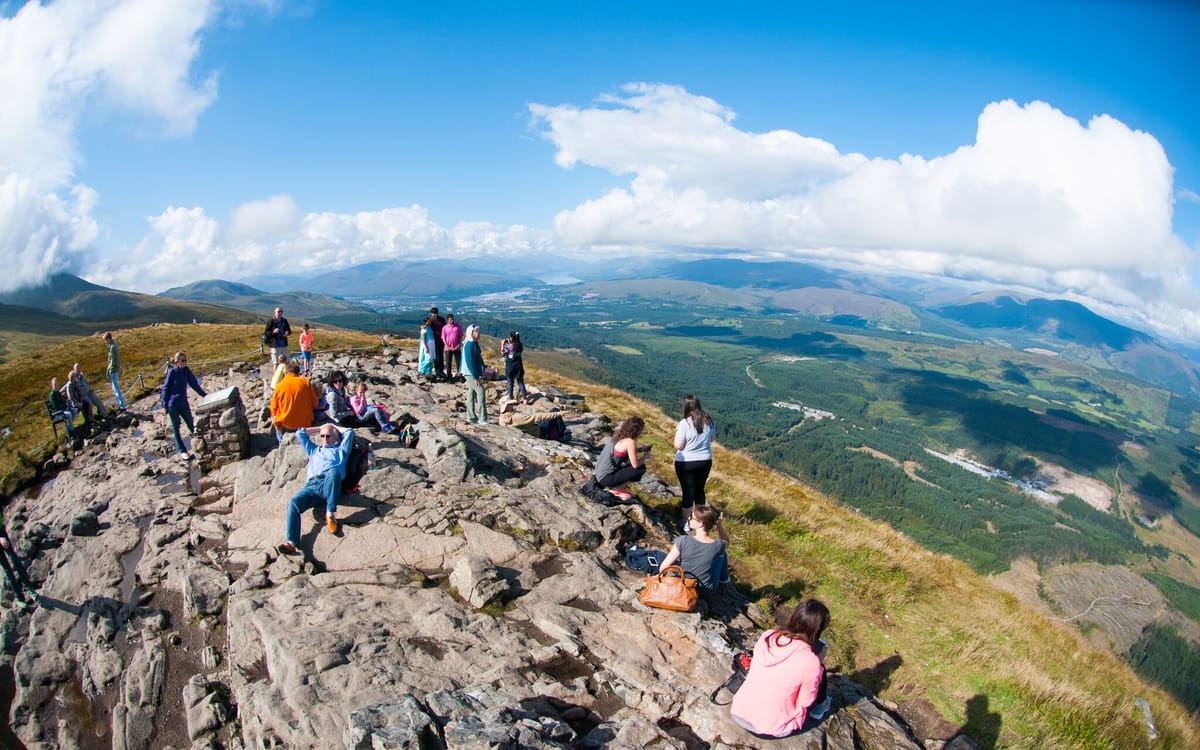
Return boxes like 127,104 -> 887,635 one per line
729,630 -> 823,737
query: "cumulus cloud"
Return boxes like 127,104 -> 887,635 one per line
530,83 -> 1199,342
0,0 -> 220,292
228,194 -> 301,242
90,200 -> 553,292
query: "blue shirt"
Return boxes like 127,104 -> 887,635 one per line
298,427 -> 355,481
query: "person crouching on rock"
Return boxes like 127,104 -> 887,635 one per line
593,416 -> 650,501
730,599 -> 833,738
278,424 -> 355,555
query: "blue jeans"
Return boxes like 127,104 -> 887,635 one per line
109,371 -> 126,410
167,401 -> 194,454
286,471 -> 341,545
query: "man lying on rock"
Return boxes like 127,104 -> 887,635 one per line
278,423 -> 355,555
497,397 -> 568,437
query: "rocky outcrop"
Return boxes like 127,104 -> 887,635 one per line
0,351 -> 952,750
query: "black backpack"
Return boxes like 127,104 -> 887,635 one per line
538,414 -> 569,442
709,651 -> 753,704
341,435 -> 373,494
580,476 -> 627,506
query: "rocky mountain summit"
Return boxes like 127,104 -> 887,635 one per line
1,349 -> 972,750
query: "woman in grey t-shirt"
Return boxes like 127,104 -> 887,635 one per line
658,506 -> 729,591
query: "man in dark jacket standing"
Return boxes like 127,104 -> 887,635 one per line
264,306 -> 293,368
429,306 -> 447,381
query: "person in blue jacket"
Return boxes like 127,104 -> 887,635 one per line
161,352 -> 206,460
278,424 -> 355,555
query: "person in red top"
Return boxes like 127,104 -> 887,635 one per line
730,599 -> 833,737
441,314 -> 464,380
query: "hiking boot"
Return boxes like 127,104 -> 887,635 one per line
327,516 -> 338,534
277,542 -> 300,556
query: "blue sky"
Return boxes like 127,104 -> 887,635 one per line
3,0 -> 1199,341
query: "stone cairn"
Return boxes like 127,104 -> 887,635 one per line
191,385 -> 251,472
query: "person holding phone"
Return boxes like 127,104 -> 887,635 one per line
593,416 -> 651,500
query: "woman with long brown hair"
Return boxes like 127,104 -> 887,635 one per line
593,416 -> 650,500
673,394 -> 714,530
730,599 -> 833,737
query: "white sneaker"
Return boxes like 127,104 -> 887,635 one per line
477,418 -> 488,425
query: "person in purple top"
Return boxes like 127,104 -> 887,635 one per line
161,351 -> 206,460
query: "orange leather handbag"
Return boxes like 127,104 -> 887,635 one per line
639,565 -> 699,612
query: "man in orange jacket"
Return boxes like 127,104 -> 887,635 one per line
270,362 -> 320,443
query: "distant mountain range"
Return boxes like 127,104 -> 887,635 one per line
5,261 -> 1200,397
158,279 -> 373,321
0,273 -> 260,328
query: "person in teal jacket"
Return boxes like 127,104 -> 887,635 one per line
462,325 -> 487,424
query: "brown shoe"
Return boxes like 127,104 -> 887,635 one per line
326,516 -> 338,534
278,542 -> 300,556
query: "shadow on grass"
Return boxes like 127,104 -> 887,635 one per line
851,652 -> 902,695
959,693 -> 1001,750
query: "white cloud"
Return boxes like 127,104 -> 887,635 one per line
530,84 -> 1200,343
229,194 -> 301,242
0,0 -> 221,292
90,202 -> 553,292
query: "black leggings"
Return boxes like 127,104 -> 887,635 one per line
675,459 -> 712,510
597,464 -> 646,488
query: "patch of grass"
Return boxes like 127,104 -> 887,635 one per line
522,361 -> 1200,749
0,323 -> 379,494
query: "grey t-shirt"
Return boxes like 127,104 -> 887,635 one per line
674,535 -> 727,589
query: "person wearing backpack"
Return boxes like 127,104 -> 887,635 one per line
278,424 -> 355,555
730,599 -> 833,738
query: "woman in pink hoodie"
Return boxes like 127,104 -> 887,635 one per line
730,599 -> 832,737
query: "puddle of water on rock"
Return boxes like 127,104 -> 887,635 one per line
532,555 -> 568,580
44,677 -> 111,750
562,596 -> 601,613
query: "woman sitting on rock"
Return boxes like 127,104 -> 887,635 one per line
593,416 -> 650,500
349,380 -> 397,433
730,599 -> 833,738
657,505 -> 729,594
